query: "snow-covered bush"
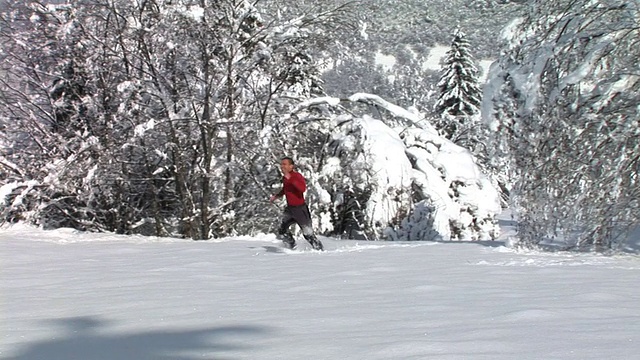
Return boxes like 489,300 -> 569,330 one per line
291,93 -> 501,240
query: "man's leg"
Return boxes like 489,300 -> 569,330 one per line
292,205 -> 324,251
278,208 -> 297,249
301,225 -> 323,251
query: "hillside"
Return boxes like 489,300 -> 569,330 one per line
295,0 -> 528,106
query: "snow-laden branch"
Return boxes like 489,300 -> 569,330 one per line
0,156 -> 23,177
291,93 -> 439,134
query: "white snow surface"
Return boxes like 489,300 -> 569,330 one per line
2,218 -> 640,360
423,44 -> 449,71
374,51 -> 396,72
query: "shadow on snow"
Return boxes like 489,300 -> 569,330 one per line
6,316 -> 269,360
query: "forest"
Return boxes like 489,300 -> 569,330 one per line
1,0 -> 638,251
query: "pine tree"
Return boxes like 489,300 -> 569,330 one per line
434,30 -> 482,140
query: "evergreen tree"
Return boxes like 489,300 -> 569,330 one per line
434,30 -> 482,141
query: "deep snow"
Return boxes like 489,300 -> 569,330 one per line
2,218 -> 640,359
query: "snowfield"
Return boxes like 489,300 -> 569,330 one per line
2,221 -> 640,360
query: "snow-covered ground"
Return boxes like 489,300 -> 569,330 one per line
2,217 -> 640,360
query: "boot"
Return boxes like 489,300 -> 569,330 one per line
304,235 -> 324,251
279,232 -> 296,249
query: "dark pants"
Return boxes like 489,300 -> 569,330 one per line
278,204 -> 322,249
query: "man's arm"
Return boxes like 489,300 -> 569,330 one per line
270,187 -> 284,202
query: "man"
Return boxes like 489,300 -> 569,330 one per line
270,157 -> 324,250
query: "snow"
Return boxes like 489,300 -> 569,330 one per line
478,59 -> 494,83
293,93 -> 500,240
180,5 -> 205,21
359,21 -> 369,41
592,74 -> 639,111
134,119 -> 156,137
420,45 -> 493,84
404,128 -> 501,240
422,45 -> 449,71
0,182 -> 21,205
296,96 -> 341,110
2,218 -> 640,359
0,181 -> 38,208
347,93 -> 432,130
374,51 -> 396,72
352,115 -> 413,226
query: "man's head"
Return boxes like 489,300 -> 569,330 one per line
280,157 -> 295,174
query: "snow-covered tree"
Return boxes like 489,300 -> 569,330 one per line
484,0 -> 640,250
434,30 -> 482,141
1,0 -> 503,242
0,0 -> 306,234
0,2 -> 105,229
290,94 -> 501,241
0,0 -> 349,239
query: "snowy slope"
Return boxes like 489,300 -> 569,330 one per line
2,222 -> 640,360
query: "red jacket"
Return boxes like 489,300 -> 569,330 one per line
278,171 -> 307,206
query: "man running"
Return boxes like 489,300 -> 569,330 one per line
270,157 -> 324,250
